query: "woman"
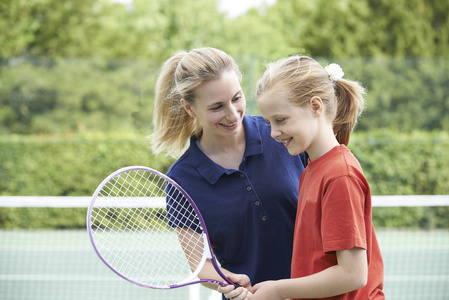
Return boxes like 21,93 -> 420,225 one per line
150,47 -> 308,297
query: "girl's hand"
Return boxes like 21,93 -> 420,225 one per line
249,281 -> 282,300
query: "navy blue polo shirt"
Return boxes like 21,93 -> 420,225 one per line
167,115 -> 308,286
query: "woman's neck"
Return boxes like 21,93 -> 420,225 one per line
198,129 -> 246,169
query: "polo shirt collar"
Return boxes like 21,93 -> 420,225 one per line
189,115 -> 263,185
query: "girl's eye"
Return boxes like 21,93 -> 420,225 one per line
276,118 -> 286,124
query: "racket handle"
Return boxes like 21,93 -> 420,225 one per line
234,283 -> 253,296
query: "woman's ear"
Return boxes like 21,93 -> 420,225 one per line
180,98 -> 196,118
310,96 -> 324,117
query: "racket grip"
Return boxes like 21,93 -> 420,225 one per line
234,283 -> 253,296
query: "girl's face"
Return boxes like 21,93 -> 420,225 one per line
182,70 -> 246,139
257,91 -> 319,156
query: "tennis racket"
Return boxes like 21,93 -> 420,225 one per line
86,166 -> 238,289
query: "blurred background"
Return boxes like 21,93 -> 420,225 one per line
1,0 -> 448,299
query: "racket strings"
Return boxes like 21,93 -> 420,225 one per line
89,169 -> 208,287
167,194 -> 205,271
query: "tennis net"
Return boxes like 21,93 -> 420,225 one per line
0,196 -> 448,300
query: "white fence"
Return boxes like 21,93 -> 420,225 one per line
1,195 -> 449,207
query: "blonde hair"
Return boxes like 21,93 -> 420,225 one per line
150,47 -> 241,157
255,55 -> 365,146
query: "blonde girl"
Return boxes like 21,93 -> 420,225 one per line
223,55 -> 384,300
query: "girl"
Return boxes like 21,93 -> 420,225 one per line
224,55 -> 384,300
150,48 -> 308,298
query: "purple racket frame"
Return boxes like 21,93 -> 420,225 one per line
86,166 -> 236,289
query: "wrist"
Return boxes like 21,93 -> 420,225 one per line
276,279 -> 291,299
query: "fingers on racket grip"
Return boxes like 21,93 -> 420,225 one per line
233,284 -> 254,296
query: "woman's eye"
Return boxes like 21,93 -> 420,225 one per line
232,96 -> 241,102
211,105 -> 223,111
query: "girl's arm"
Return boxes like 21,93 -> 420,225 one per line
249,247 -> 368,300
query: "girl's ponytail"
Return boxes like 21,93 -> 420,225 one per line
333,79 -> 366,146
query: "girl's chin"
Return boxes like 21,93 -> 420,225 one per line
287,146 -> 303,156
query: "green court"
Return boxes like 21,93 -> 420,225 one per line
1,229 -> 448,300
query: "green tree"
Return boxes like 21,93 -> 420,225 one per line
0,0 -> 124,58
284,0 -> 372,57
0,0 -> 38,58
425,0 -> 449,56
366,0 -> 438,57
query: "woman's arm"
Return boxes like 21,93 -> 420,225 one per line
176,228 -> 243,290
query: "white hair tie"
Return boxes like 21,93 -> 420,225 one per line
324,63 -> 344,84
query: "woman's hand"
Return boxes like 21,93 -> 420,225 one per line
217,274 -> 252,300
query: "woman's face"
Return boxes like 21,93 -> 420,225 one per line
182,69 -> 246,139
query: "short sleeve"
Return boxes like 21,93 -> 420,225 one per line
166,183 -> 203,234
321,175 -> 367,253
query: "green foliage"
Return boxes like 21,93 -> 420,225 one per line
350,130 -> 449,195
1,57 -> 448,134
0,0 -> 229,60
2,0 -> 448,60
0,131 -> 448,229
270,0 -> 373,57
316,57 -> 449,132
351,130 -> 449,229
0,207 -> 86,229
0,0 -> 120,58
0,134 -> 175,196
372,206 -> 449,229
0,58 -> 157,134
91,208 -> 168,231
364,0 -> 449,57
226,0 -> 449,58
1,0 -> 449,230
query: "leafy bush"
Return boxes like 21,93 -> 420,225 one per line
0,133 -> 174,196
0,130 -> 448,229
0,207 -> 86,229
350,130 -> 449,195
1,58 -> 448,135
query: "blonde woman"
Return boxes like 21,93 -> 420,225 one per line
151,47 -> 308,298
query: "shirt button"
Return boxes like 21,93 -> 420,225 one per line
240,174 -> 245,178
262,216 -> 267,221
255,201 -> 260,206
246,186 -> 252,192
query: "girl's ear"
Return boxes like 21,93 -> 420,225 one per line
180,98 -> 196,118
310,96 -> 324,117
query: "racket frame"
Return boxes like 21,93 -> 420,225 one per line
87,166 -> 235,289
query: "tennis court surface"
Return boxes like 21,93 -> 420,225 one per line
1,197 -> 448,299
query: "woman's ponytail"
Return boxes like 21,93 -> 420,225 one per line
150,51 -> 197,157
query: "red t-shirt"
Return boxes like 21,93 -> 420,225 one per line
291,145 -> 384,300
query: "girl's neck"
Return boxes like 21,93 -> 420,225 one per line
306,129 -> 340,162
